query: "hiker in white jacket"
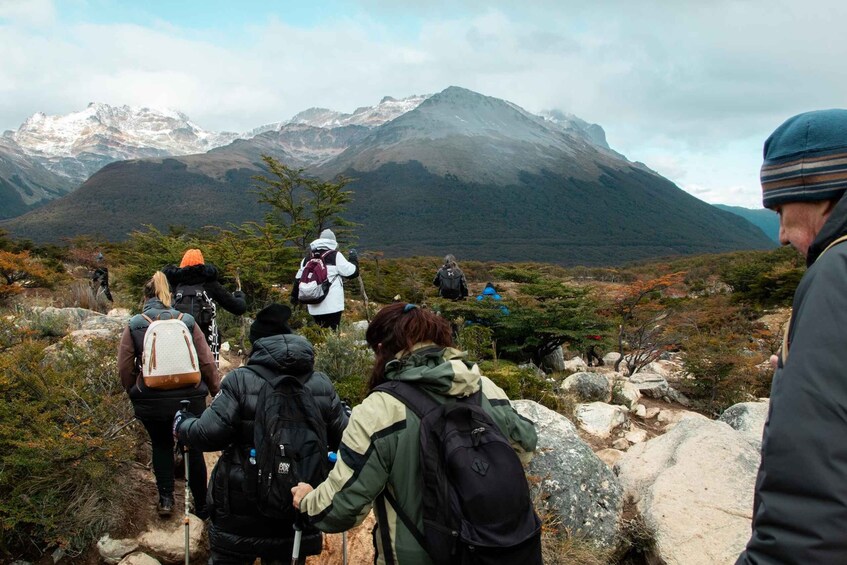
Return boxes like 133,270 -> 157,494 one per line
292,229 -> 359,330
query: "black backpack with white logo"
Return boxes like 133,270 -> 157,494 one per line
374,381 -> 542,565
246,365 -> 329,520
439,268 -> 464,299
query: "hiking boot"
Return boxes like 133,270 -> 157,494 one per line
157,494 -> 174,517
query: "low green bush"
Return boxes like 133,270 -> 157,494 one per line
477,360 -> 562,411
0,331 -> 137,556
314,324 -> 373,405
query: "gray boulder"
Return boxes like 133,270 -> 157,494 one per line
615,417 -> 760,565
563,355 -> 588,372
561,372 -> 611,402
628,372 -> 669,398
612,381 -> 641,409
718,400 -> 770,448
513,400 -> 623,549
575,402 -> 628,438
118,554 -> 161,565
97,534 -> 139,564
541,347 -> 566,372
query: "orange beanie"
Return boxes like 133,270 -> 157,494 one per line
180,249 -> 205,268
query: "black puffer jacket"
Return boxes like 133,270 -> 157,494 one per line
162,263 -> 247,315
178,334 -> 348,558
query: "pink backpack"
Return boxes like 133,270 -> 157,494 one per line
297,250 -> 334,304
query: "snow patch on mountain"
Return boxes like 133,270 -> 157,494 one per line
248,94 -> 429,137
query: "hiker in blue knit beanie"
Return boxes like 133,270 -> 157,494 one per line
738,109 -> 847,565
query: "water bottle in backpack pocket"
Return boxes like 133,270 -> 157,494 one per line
244,366 -> 329,521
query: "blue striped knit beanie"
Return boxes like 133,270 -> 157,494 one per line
761,109 -> 847,209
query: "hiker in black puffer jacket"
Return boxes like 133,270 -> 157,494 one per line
163,248 -> 247,366
175,304 -> 349,564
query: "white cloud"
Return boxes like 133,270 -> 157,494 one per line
1,1 -> 845,207
0,0 -> 56,27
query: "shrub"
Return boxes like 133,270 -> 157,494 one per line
455,323 -> 494,362
0,332 -> 137,556
478,360 -> 562,411
314,324 -> 373,405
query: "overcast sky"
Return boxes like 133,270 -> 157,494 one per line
2,0 -> 846,208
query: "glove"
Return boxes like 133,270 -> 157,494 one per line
348,248 -> 359,262
172,409 -> 190,441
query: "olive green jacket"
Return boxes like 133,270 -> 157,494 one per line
299,344 -> 538,565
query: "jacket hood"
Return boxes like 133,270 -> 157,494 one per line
163,263 -> 220,284
481,286 -> 498,296
248,333 -> 315,377
384,344 -> 480,397
309,238 -> 339,252
808,191 -> 847,265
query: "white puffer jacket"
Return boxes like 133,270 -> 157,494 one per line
295,238 -> 358,315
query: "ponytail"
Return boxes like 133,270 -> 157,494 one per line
142,271 -> 172,308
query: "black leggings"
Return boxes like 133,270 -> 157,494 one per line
140,418 -> 207,507
312,311 -> 342,330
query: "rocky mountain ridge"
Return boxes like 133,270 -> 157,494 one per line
0,91 -> 616,216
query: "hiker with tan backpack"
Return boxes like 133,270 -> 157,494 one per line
118,271 -> 220,518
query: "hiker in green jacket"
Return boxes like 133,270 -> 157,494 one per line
291,302 -> 538,564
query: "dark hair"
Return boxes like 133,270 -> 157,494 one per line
365,303 -> 453,389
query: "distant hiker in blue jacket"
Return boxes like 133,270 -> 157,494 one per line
477,282 -> 510,315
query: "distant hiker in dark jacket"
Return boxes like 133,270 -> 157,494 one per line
91,250 -> 113,302
433,254 -> 468,300
737,109 -> 847,565
292,303 -> 538,564
163,248 -> 247,366
175,303 -> 349,564
291,229 -> 358,330
117,271 -> 219,518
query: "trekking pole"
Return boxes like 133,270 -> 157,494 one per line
328,452 -> 348,565
291,520 -> 302,565
180,400 -> 191,565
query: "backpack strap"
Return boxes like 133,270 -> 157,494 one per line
372,380 -> 441,419
378,488 -> 429,562
371,380 -> 449,562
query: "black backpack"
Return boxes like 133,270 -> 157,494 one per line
374,380 -> 542,565
439,268 -> 464,299
246,365 -> 329,520
173,283 -> 216,334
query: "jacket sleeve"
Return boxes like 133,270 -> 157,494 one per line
480,376 -> 537,464
192,323 -> 220,396
117,327 -> 137,391
461,274 -> 469,298
334,252 -> 358,279
178,373 -> 242,451
207,280 -> 247,315
300,393 -> 401,532
737,252 -> 847,564
433,271 -> 441,287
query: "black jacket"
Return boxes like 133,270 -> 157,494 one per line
738,191 -> 847,564
162,263 -> 247,316
178,333 -> 349,557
